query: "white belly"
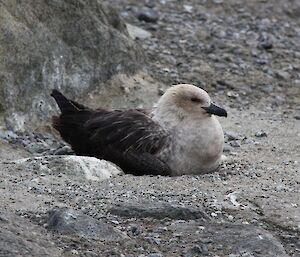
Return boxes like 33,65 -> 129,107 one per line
159,116 -> 224,176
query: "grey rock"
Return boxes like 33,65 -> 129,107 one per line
183,244 -> 209,257
46,208 -> 127,241
229,140 -> 241,148
109,202 -> 209,220
255,130 -> 267,138
126,23 -> 152,40
225,131 -> 241,141
275,70 -> 290,80
261,84 -> 274,93
171,222 -> 288,257
146,254 -> 163,257
0,1 -> 145,131
0,139 -> 31,161
6,155 -> 123,181
127,223 -> 142,237
294,111 -> 300,120
0,209 -> 62,257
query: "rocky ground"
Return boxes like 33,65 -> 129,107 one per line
1,0 -> 300,256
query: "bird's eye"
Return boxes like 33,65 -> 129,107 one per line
190,97 -> 201,103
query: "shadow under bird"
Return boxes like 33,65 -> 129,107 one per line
51,84 -> 227,176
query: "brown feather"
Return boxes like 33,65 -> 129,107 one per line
51,90 -> 171,175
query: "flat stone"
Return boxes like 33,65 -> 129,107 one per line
46,208 -> 127,241
109,202 -> 209,220
126,23 -> 152,40
170,222 -> 289,257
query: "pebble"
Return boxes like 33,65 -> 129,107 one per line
223,144 -> 233,153
225,131 -> 240,141
137,9 -> 159,23
261,84 -> 274,93
127,224 -> 142,237
146,253 -> 163,257
255,130 -> 267,138
294,112 -> 300,120
275,70 -> 290,80
183,244 -> 209,257
229,141 -> 241,148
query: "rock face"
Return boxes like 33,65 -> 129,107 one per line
0,0 -> 151,131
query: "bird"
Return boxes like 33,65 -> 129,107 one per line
50,84 -> 227,176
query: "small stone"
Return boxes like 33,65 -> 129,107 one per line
227,91 -> 239,98
211,212 -> 218,217
275,70 -> 290,80
46,208 -> 127,241
294,111 -> 300,120
137,9 -> 159,23
127,224 -> 141,237
146,253 -> 163,257
259,41 -> 273,50
229,141 -> 241,148
183,5 -> 193,13
126,24 -> 152,40
184,244 -> 208,257
223,144 -> 233,153
255,131 -> 267,138
53,145 -> 74,155
213,0 -> 223,4
228,215 -> 234,221
225,131 -> 240,141
261,84 -> 274,93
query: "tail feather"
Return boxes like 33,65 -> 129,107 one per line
51,89 -> 79,113
51,89 -> 92,154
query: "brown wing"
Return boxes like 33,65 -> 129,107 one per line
51,89 -> 171,175
85,109 -> 168,155
84,109 -> 171,175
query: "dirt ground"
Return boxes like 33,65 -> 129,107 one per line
0,0 -> 299,256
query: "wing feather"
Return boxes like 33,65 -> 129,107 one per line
84,110 -> 168,155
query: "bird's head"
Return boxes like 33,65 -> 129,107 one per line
156,84 -> 227,119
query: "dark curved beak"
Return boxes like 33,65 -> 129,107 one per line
202,103 -> 227,117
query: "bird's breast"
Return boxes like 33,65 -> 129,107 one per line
160,117 -> 224,175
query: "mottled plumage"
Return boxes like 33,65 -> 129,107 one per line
51,84 -> 227,176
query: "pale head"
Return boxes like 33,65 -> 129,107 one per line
156,84 -> 227,119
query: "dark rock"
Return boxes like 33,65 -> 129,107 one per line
255,130 -> 267,138
137,9 -> 159,23
183,244 -> 209,257
170,222 -> 288,257
109,202 -> 209,220
127,223 -> 142,237
294,113 -> 300,120
46,208 -> 127,241
0,1 -> 145,131
258,41 -> 273,50
0,209 -> 61,257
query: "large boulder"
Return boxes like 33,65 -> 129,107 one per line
0,0 -> 159,131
